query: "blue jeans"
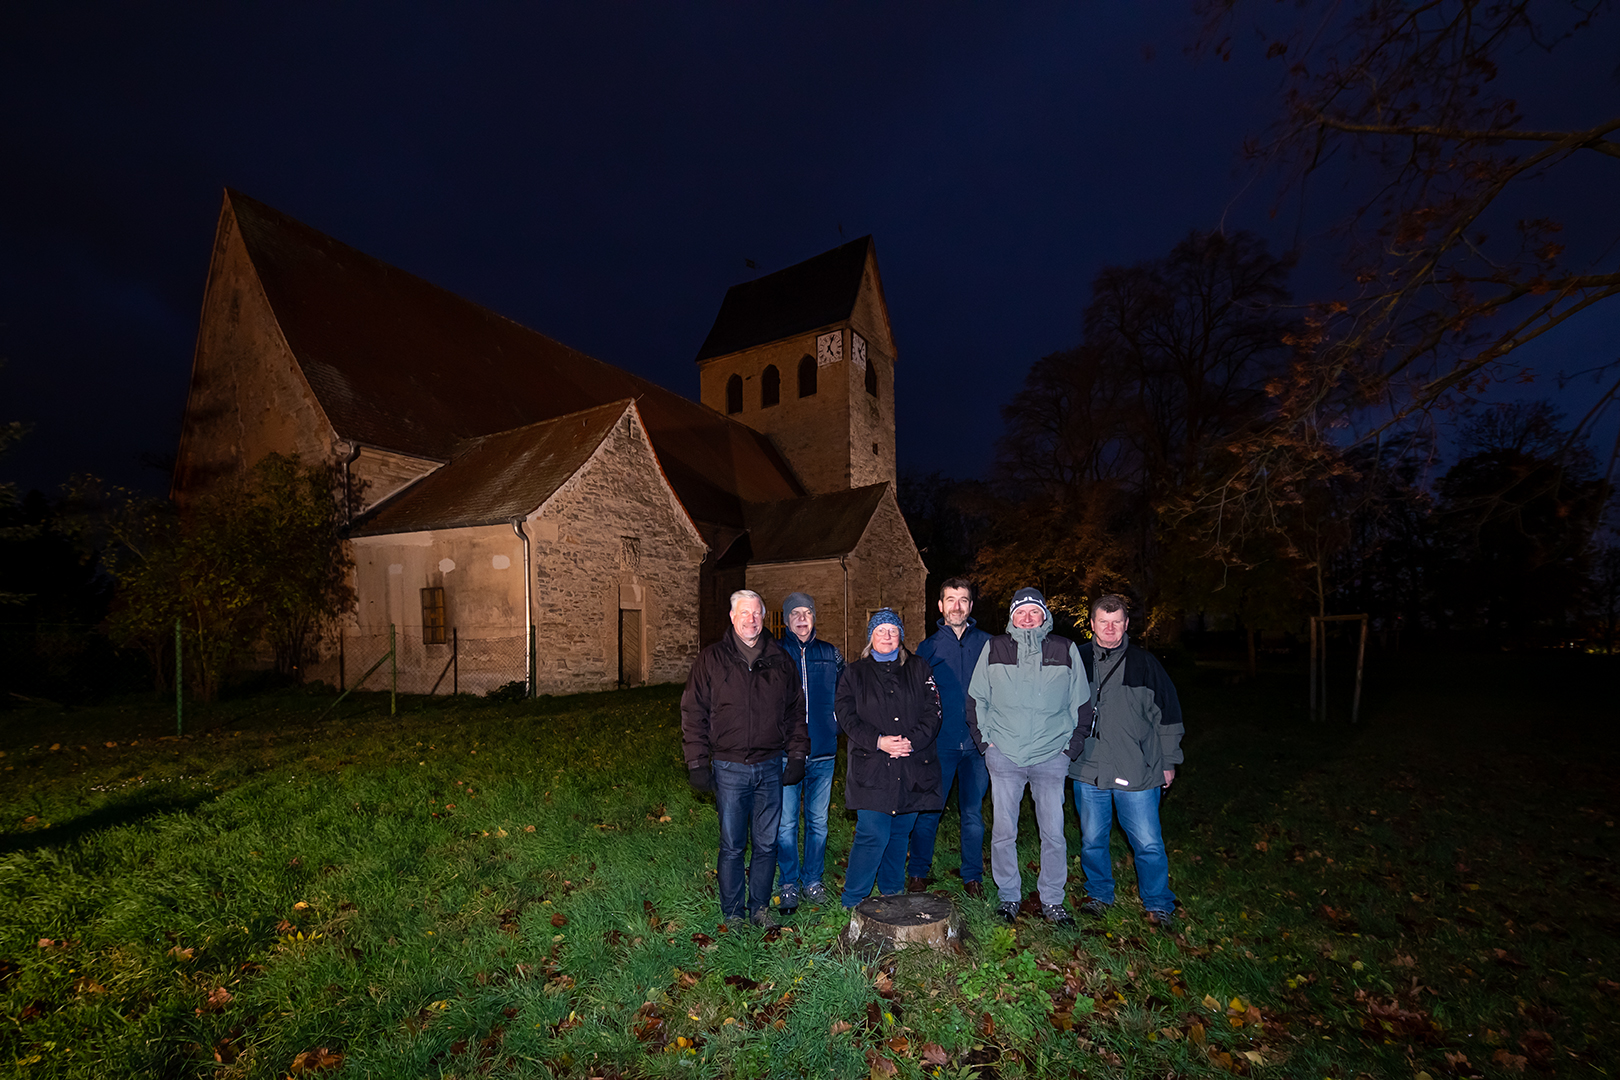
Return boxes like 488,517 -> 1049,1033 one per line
713,759 -> 783,919
1074,781 -> 1176,913
841,810 -> 919,907
776,755 -> 835,890
907,745 -> 989,883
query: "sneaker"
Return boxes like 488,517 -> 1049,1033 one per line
750,909 -> 780,930
1042,903 -> 1075,927
778,884 -> 799,915
802,882 -> 830,904
1146,908 -> 1176,929
963,881 -> 984,899
995,900 -> 1020,923
906,876 -> 930,893
1078,897 -> 1111,918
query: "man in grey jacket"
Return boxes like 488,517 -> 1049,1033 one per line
966,587 -> 1091,926
1070,594 -> 1184,927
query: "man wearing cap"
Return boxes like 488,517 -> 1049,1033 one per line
774,591 -> 844,914
909,577 -> 993,898
1071,594 -> 1184,927
966,587 -> 1092,925
680,589 -> 811,929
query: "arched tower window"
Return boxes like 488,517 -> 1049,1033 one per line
797,354 -> 817,397
761,365 -> 780,407
726,373 -> 743,414
864,354 -> 878,397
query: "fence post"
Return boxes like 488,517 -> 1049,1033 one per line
528,624 -> 536,699
174,618 -> 183,737
390,623 -> 397,717
1307,616 -> 1317,722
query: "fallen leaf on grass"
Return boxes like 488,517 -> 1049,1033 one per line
293,901 -> 310,911
976,1011 -> 995,1037
864,1049 -> 898,1078
873,972 -> 895,997
830,1019 -> 852,1035
168,946 -> 194,961
1187,1022 -> 1206,1045
72,976 -> 106,995
1391,953 -> 1417,967
690,932 -> 714,948
673,967 -> 699,988
550,912 -> 567,927
920,1042 -> 947,1065
289,1047 -> 344,1074
1492,1048 -> 1528,1072
886,1035 -> 909,1055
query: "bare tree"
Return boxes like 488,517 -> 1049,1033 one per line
1191,0 -> 1620,546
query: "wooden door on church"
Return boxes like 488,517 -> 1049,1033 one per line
618,609 -> 642,686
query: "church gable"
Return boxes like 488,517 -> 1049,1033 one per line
173,196 -> 335,503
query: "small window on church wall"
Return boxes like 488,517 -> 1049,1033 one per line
798,354 -> 817,397
864,354 -> 878,397
421,587 -> 447,645
761,365 -> 780,408
725,374 -> 743,414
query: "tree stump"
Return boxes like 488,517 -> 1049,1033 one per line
840,893 -> 962,953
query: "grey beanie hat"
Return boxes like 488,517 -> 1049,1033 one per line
783,592 -> 816,617
1009,586 -> 1050,622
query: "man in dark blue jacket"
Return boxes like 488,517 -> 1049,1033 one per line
908,577 -> 993,898
774,591 -> 844,914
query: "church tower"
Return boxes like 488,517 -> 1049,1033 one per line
693,237 -> 897,496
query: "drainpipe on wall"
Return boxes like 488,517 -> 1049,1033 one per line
339,441 -> 361,525
840,554 -> 851,658
512,518 -> 533,698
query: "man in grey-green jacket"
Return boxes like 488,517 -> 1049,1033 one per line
966,587 -> 1092,926
1070,594 -> 1185,927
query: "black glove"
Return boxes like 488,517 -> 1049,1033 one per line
687,765 -> 714,792
782,756 -> 806,786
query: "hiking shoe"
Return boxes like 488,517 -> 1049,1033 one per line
995,900 -> 1020,924
1079,897 -> 1111,918
777,884 -> 799,915
963,881 -> 984,899
750,909 -> 780,930
1042,903 -> 1075,927
802,882 -> 830,904
1146,908 -> 1176,929
906,876 -> 930,893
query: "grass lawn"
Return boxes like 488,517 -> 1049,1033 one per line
2,651 -> 1616,1079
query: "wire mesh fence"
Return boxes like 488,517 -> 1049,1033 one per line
304,627 -> 529,697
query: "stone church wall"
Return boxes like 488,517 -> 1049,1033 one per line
173,209 -> 334,503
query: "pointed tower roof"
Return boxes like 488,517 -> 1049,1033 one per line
694,236 -> 875,362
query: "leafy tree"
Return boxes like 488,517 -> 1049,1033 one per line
1193,0 -> 1620,542
79,453 -> 354,700
983,230 -> 1299,635
1433,402 -> 1607,644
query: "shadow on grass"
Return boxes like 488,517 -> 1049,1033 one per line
0,788 -> 220,856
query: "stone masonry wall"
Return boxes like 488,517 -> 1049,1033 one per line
528,411 -> 707,692
173,205 -> 334,504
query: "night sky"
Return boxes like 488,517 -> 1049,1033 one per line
3,2 -> 1616,498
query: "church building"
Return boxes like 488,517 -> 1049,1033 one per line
172,190 -> 925,694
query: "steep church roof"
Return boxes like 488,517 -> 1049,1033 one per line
351,401 -> 643,537
693,236 -> 873,362
742,484 -> 891,564
225,190 -> 804,530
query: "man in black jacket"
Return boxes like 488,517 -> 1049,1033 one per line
681,590 -> 810,929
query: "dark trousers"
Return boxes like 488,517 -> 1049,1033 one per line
713,759 -> 783,919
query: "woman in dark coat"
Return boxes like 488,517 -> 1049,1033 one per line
836,609 -> 944,908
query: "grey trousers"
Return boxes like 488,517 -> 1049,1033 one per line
984,744 -> 1070,907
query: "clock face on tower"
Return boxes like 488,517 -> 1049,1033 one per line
816,330 -> 843,368
851,332 -> 868,372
